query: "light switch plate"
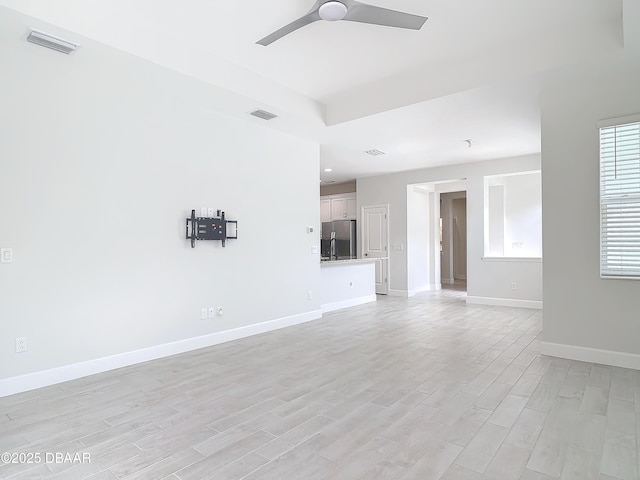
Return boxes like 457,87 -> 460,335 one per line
311,245 -> 318,254
1,248 -> 13,263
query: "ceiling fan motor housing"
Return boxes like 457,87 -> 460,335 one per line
319,1 -> 348,21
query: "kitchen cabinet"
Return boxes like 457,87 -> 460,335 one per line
320,198 -> 332,223
331,197 -> 357,220
321,193 -> 356,221
346,196 -> 357,219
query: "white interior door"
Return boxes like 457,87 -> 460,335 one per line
362,205 -> 389,294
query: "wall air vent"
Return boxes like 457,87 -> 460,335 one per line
250,109 -> 278,121
27,30 -> 79,54
365,149 -> 386,156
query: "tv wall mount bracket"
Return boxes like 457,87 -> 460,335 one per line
186,209 -> 238,248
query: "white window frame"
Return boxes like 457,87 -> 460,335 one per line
599,114 -> 640,280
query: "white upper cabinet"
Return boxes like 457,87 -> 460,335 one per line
345,196 -> 357,219
331,197 -> 347,220
321,193 -> 356,221
320,198 -> 332,223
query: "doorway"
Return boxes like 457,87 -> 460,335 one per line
440,192 -> 467,292
405,181 -> 467,296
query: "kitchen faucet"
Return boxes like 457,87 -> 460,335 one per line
330,232 -> 337,260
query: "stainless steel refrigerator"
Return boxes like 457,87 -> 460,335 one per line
321,220 -> 356,260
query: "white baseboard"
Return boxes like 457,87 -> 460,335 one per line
388,289 -> 409,297
391,284 -> 444,297
321,294 -> 377,313
408,286 -> 428,297
466,296 -> 542,309
407,284 -> 442,297
541,341 -> 640,370
0,309 -> 323,398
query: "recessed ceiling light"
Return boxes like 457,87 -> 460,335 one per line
324,168 -> 332,172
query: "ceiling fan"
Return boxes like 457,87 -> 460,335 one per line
256,0 -> 427,46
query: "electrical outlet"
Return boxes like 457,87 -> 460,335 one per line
307,291 -> 313,300
1,248 -> 13,263
200,207 -> 207,217
207,207 -> 215,217
208,307 -> 216,319
15,337 -> 27,353
349,281 -> 353,288
511,282 -> 517,290
201,308 -> 208,320
216,307 -> 224,317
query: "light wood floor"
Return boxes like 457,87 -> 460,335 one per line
442,279 -> 467,293
1,290 -> 639,480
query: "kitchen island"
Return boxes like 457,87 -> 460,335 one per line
320,258 -> 377,313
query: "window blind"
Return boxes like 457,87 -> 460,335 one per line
600,119 -> 640,278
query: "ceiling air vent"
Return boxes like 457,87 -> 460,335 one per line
365,149 -> 386,156
250,109 -> 278,121
27,29 -> 79,54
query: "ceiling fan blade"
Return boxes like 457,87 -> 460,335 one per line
256,11 -> 321,46
343,1 -> 427,30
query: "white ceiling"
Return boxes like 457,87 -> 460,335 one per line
0,0 -> 630,184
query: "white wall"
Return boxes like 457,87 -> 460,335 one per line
452,198 -> 467,279
504,173 -> 542,257
541,52 -> 640,366
357,155 -> 542,306
486,184 -> 506,256
0,14 -> 321,392
428,191 -> 441,290
407,186 -> 431,294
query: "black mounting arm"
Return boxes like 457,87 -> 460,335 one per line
185,209 -> 238,248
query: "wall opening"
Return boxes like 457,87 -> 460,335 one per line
406,180 -> 467,296
484,170 -> 542,258
441,191 -> 467,292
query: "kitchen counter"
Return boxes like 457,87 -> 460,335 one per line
320,258 -> 377,266
319,259 -> 376,313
